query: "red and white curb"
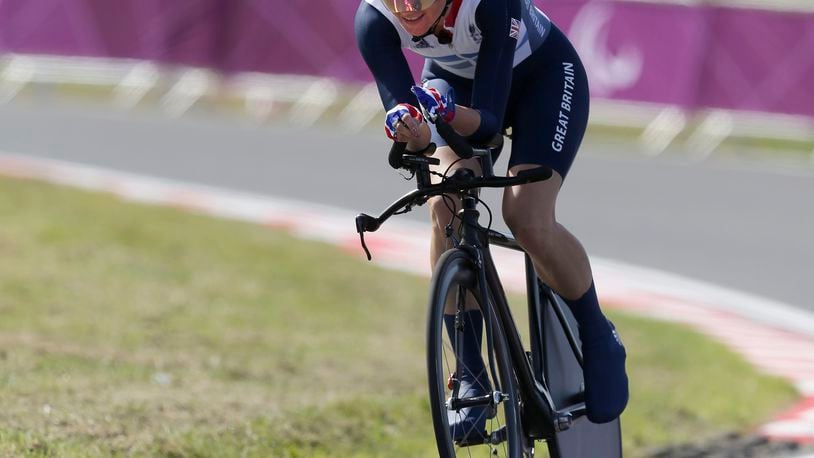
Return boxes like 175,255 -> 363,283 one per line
2,151 -> 814,444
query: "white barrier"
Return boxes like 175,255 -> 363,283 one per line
1,53 -> 813,161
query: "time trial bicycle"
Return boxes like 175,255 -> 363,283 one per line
355,120 -> 622,457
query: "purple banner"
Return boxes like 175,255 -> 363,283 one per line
1,0 -> 812,117
218,0 -> 371,81
543,1 -> 709,108
697,7 -> 814,116
0,0 -> 219,67
546,2 -> 814,115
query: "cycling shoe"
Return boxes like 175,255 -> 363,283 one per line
448,376 -> 492,444
582,320 -> 629,424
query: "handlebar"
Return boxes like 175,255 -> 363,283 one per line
356,118 -> 553,260
356,166 -> 552,231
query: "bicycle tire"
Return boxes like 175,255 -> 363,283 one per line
426,248 -> 523,458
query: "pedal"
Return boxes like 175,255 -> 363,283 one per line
556,413 -> 573,432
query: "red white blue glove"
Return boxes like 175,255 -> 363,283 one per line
384,103 -> 424,141
411,84 -> 455,124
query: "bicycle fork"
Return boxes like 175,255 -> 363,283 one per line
445,194 -> 511,446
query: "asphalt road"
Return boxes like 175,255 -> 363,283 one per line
1,97 -> 811,313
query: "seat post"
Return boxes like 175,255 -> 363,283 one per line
476,133 -> 504,178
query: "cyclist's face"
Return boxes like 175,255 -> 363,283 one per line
394,0 -> 445,37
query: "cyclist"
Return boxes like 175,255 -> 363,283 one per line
355,0 -> 629,435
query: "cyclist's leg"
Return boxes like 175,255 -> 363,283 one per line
501,24 -> 628,424
501,27 -> 592,301
422,71 -> 494,439
427,143 -> 492,434
427,150 -> 492,440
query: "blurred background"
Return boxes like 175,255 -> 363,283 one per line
1,0 -> 813,456
2,0 -> 814,143
2,0 -> 814,140
2,0 -> 812,321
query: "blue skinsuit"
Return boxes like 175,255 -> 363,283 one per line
355,0 -> 589,177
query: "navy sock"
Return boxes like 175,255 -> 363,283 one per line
443,310 -> 487,386
563,282 -> 629,424
443,310 -> 490,442
564,282 -> 610,343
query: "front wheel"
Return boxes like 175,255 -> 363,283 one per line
426,249 -> 524,457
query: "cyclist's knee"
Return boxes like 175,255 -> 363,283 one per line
504,212 -> 557,250
429,195 -> 457,231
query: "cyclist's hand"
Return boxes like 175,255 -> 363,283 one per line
411,84 -> 455,124
384,103 -> 424,141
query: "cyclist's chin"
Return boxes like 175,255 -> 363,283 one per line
397,15 -> 431,37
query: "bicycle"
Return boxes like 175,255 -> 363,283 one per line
355,120 -> 623,457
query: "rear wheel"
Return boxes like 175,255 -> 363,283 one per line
427,249 -> 523,457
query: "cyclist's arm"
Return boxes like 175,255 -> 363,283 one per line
453,0 -> 519,142
355,3 -> 431,150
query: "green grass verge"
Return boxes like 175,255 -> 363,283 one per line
0,176 -> 798,457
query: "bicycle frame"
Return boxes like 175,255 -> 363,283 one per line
449,180 -> 622,457
356,125 -> 622,456
450,191 -> 588,441
482,231 -> 588,436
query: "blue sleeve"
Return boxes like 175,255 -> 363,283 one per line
355,2 -> 417,111
469,0 -> 519,142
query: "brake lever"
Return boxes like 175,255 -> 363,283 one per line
355,214 -> 380,261
358,232 -> 372,261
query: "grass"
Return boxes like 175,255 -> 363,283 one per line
0,175 -> 799,457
